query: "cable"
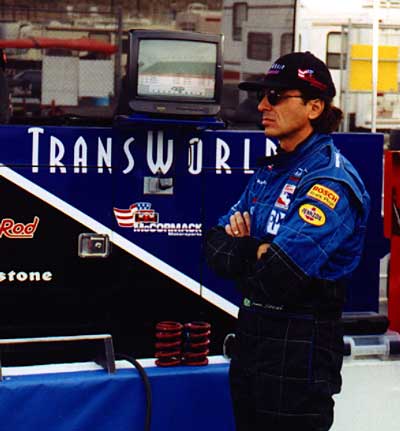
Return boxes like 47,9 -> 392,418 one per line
116,353 -> 152,431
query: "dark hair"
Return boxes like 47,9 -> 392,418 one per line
302,93 -> 343,133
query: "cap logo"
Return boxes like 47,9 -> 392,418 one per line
267,63 -> 285,75
298,69 -> 327,91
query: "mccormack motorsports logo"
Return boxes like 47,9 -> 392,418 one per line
113,202 -> 202,237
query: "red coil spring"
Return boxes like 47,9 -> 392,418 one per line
183,321 -> 211,366
155,321 -> 183,367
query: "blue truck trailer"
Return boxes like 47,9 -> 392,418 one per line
0,123 -> 387,364
0,28 -> 396,431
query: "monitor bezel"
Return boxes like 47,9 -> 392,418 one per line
127,29 -> 223,117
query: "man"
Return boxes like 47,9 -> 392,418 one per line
205,52 -> 370,431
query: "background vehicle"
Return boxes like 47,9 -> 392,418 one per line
175,2 -> 222,33
222,0 -> 400,131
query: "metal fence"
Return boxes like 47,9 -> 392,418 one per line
1,6 -> 126,121
1,5 -> 151,121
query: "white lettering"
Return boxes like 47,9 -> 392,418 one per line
27,130 -> 268,176
29,127 -> 44,173
29,272 -> 40,281
216,138 -> 231,174
50,136 -> 67,173
97,137 -> 112,173
0,270 -> 53,283
188,138 -> 203,175
74,136 -> 88,173
16,272 -> 28,281
147,131 -> 173,174
131,221 -> 203,236
42,271 -> 53,281
244,138 -> 254,174
265,138 -> 278,157
123,137 -> 135,174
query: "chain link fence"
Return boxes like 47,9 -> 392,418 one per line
1,5 -> 142,122
0,2 -> 224,124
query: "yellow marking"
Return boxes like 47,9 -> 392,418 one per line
299,204 -> 326,226
307,184 -> 340,209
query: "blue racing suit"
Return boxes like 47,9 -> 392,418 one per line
205,133 -> 370,431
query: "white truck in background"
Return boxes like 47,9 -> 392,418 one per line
175,3 -> 222,34
222,0 -> 400,131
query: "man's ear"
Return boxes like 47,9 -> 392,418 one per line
308,99 -> 325,120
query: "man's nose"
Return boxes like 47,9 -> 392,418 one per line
258,96 -> 271,112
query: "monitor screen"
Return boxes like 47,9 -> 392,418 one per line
138,39 -> 217,100
126,30 -> 223,117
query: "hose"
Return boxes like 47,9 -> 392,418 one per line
116,353 -> 152,431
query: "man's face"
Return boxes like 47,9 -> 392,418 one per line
257,88 -> 323,152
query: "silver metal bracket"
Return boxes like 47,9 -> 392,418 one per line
0,334 -> 116,381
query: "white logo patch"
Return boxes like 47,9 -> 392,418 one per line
275,184 -> 296,210
267,209 -> 286,235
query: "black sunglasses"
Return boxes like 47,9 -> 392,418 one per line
258,89 -> 304,106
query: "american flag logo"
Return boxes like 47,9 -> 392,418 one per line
113,202 -> 158,227
297,69 -> 327,91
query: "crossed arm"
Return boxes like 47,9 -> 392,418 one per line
224,211 -> 269,260
205,211 -> 307,306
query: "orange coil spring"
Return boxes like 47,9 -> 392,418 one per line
183,321 -> 211,366
155,321 -> 183,367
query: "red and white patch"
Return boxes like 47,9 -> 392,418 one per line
275,184 -> 296,210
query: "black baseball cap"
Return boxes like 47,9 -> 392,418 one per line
239,51 -> 336,98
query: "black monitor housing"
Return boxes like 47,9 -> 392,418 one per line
126,29 -> 223,118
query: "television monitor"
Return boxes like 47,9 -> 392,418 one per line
126,29 -> 223,117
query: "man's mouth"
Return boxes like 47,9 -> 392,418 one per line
262,117 -> 275,125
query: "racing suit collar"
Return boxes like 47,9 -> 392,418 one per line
258,132 -> 330,169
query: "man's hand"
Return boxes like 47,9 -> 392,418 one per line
257,243 -> 270,260
225,211 -> 251,237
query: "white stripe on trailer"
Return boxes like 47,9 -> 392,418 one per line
0,165 -> 238,318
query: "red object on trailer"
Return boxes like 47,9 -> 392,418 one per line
0,37 -> 117,54
384,150 -> 400,332
155,321 -> 183,367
